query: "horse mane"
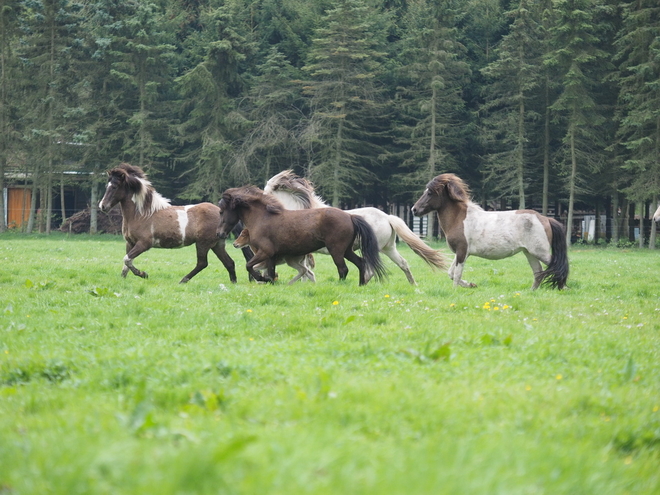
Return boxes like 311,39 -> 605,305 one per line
112,163 -> 171,217
264,169 -> 328,209
224,186 -> 285,214
428,173 -> 472,204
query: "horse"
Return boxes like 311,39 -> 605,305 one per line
654,203 -> 660,223
263,170 -> 447,285
216,186 -> 387,285
411,173 -> 569,289
233,228 -> 315,284
98,163 -> 237,284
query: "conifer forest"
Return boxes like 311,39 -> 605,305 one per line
0,0 -> 659,245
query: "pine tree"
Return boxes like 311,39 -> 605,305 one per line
481,0 -> 545,209
391,0 -> 470,200
545,0 -> 612,246
234,47 -> 307,185
300,0 -> 390,207
18,0 -> 85,233
614,0 -> 660,248
175,3 -> 255,202
0,0 -> 21,231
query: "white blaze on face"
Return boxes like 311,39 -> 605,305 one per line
177,210 -> 188,242
99,181 -> 111,209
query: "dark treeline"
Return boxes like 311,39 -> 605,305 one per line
0,0 -> 659,246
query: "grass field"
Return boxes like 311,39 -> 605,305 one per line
1,231 -> 659,494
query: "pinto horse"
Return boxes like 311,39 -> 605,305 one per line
216,186 -> 387,285
263,170 -> 447,285
99,163 -> 237,283
233,228 -> 315,284
411,173 -> 569,289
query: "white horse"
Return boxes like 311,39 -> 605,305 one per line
654,203 -> 660,223
411,173 -> 569,289
264,170 -> 447,285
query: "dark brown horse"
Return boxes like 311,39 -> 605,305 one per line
233,228 -> 315,284
99,163 -> 237,283
412,173 -> 568,289
216,186 -> 387,285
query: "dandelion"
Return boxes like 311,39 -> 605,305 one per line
653,406 -> 659,413
493,306 -> 500,311
385,294 -> 390,298
556,374 -> 563,380
449,303 -> 455,307
332,301 -> 339,306
246,309 -> 253,313
525,385 -> 531,391
503,305 -> 509,310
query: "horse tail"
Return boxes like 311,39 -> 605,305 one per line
387,215 -> 447,271
540,218 -> 569,290
352,215 -> 388,282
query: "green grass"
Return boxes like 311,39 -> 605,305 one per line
1,231 -> 659,494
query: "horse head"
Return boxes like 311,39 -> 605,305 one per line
411,173 -> 470,216
216,190 -> 243,238
99,163 -> 145,212
233,228 -> 250,249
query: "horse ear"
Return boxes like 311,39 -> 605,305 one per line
446,177 -> 468,202
124,172 -> 142,193
229,195 -> 244,210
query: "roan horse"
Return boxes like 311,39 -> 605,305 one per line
99,163 -> 237,284
411,173 -> 569,289
263,170 -> 447,285
233,228 -> 315,284
216,186 -> 387,285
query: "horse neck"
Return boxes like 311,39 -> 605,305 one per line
435,199 -> 469,232
118,197 -> 138,223
237,202 -> 267,228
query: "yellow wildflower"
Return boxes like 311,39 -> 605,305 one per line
332,301 -> 339,306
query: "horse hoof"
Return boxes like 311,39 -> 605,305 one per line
141,272 -> 149,279
179,278 -> 190,284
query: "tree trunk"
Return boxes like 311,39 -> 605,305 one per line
638,201 -> 645,248
60,173 -> 66,226
517,86 -> 525,209
26,164 -> 39,233
331,119 -> 343,207
542,76 -> 550,216
611,193 -> 619,245
650,195 -> 657,250
90,179 -> 98,235
566,125 -> 577,247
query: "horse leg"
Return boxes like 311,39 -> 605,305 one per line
327,248 -> 350,282
285,256 -> 314,284
124,241 -> 150,279
179,244 -> 210,284
122,241 -> 134,277
381,241 -> 416,285
524,251 -> 545,290
449,253 -> 476,288
344,249 -> 367,285
210,242 -> 238,283
246,252 -> 272,283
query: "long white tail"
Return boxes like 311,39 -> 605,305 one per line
388,215 -> 447,270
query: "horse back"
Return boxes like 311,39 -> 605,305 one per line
463,208 -> 551,259
249,207 -> 354,256
142,203 -> 219,248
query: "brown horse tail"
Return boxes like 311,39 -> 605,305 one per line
352,215 -> 388,282
540,218 -> 569,290
388,215 -> 447,271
